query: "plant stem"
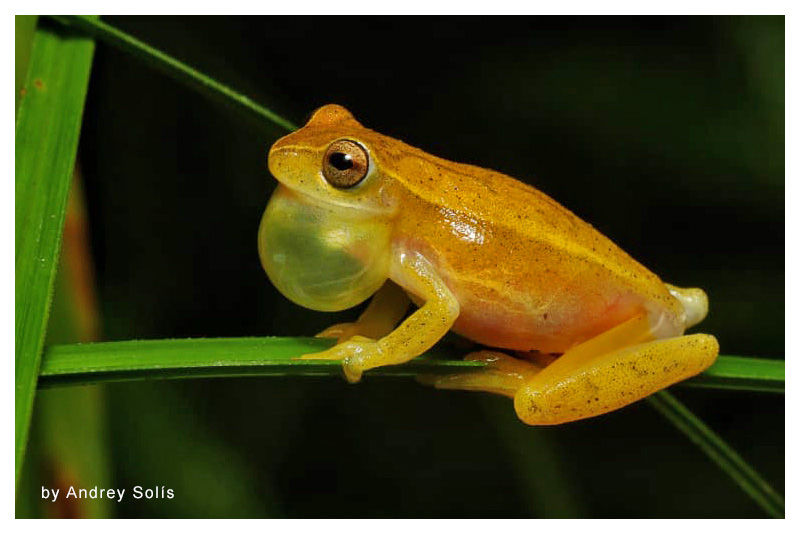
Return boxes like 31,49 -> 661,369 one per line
38,337 -> 483,387
682,354 -> 784,393
647,391 -> 784,518
39,339 -> 783,394
49,15 -> 298,133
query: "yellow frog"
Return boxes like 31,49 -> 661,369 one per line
258,104 -> 719,425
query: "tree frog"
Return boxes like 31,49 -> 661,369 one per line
258,104 -> 719,425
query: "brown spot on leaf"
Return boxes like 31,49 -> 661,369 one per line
34,78 -> 44,90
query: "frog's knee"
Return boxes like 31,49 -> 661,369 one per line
512,386 -> 574,426
513,379 -> 596,426
513,389 -> 545,426
667,285 -> 710,329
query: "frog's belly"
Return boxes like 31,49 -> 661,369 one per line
445,279 -> 644,354
392,232 -> 660,353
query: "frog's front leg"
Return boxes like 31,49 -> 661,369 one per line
315,281 -> 410,343
300,251 -> 460,383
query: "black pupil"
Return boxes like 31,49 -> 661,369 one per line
329,152 -> 354,171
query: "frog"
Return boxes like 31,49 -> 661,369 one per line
258,104 -> 719,425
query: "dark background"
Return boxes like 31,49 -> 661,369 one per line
52,16 -> 789,517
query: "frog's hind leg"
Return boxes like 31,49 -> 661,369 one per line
422,314 -> 659,400
421,350 -> 543,398
513,314 -> 719,425
423,314 -> 718,424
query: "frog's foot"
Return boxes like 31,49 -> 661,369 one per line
420,350 -> 543,398
299,335 -> 383,383
513,333 -> 719,425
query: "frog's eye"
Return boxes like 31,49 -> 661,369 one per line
322,139 -> 369,188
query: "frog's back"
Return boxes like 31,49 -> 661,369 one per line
376,132 -> 651,284
374,133 -> 680,352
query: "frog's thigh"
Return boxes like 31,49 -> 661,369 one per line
422,350 -> 542,398
316,281 -> 410,342
514,333 -> 719,425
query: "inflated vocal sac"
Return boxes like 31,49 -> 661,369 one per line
258,185 -> 391,312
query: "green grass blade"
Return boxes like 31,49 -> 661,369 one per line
682,355 -> 784,393
15,19 -> 96,491
38,339 -> 784,395
15,16 -> 38,114
647,391 -> 784,518
38,337 -> 484,387
49,15 -> 298,133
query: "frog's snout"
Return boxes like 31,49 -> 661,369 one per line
668,285 -> 709,329
267,145 -> 296,182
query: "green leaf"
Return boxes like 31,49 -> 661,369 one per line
38,339 -> 784,394
682,355 -> 784,393
15,16 -> 38,114
647,391 -> 784,518
49,15 -> 298,134
18,188 -> 112,517
15,19 -> 96,491
38,337 -> 484,387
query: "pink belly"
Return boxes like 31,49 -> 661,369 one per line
390,235 -> 648,354
448,286 -> 643,354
